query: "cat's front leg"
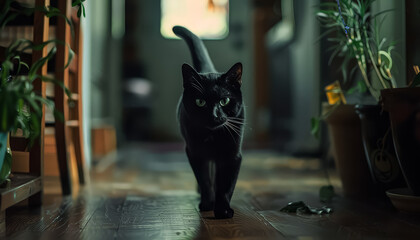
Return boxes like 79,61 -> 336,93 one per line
214,154 -> 242,219
186,148 -> 215,211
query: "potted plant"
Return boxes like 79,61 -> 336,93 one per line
381,70 -> 420,196
0,42 -> 60,184
315,0 -> 408,197
0,0 -> 84,185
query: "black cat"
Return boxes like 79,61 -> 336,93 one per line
173,26 -> 244,219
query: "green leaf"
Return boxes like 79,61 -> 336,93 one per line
38,75 -> 72,98
372,9 -> 394,20
347,80 -> 367,94
357,79 -> 367,92
1,12 -> 20,29
28,46 -> 57,78
0,0 -> 14,25
72,0 -> 81,7
82,4 -> 86,18
24,95 -> 41,116
311,117 -> 321,139
28,114 -> 40,147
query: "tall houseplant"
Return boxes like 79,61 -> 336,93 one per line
315,0 -> 408,197
0,0 -> 85,184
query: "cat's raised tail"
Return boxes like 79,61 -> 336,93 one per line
172,26 -> 216,73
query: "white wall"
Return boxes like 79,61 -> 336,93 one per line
81,0 -> 113,167
287,0 -> 321,153
81,1 -> 92,168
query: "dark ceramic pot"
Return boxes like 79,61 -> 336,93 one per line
325,104 -> 372,197
355,104 -> 406,195
381,88 -> 420,196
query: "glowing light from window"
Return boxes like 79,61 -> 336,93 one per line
161,0 -> 229,39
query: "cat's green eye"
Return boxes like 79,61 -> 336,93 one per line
220,97 -> 230,106
195,99 -> 206,107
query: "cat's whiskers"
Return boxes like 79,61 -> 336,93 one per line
225,121 -> 241,136
226,120 -> 242,129
227,117 -> 246,122
226,119 -> 246,125
226,118 -> 246,128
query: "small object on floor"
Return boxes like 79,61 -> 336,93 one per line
280,201 -> 333,215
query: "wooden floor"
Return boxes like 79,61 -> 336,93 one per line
3,144 -> 420,239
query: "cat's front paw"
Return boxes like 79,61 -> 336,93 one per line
214,207 -> 234,219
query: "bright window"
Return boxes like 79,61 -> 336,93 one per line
161,0 -> 229,39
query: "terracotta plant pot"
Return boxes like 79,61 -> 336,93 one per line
355,105 -> 406,195
325,104 -> 372,197
381,88 -> 420,196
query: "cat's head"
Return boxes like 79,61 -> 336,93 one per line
181,63 -> 243,130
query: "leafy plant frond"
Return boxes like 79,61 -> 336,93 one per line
72,0 -> 86,18
372,8 -> 395,20
316,0 -> 398,102
37,75 -> 72,98
28,46 -> 57,78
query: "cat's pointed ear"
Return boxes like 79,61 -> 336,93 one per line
182,63 -> 200,88
224,62 -> 242,88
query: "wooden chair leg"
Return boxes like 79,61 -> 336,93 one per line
55,126 -> 72,195
72,128 -> 85,184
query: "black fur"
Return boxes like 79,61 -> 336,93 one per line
174,26 -> 244,219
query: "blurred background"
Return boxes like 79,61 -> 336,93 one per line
79,0 -> 414,170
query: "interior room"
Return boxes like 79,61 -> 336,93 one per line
1,0 -> 420,239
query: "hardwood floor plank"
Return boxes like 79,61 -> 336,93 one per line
197,197 -> 286,240
117,195 -> 207,239
83,197 -> 125,230
41,196 -> 104,238
79,229 -> 118,240
5,196 -> 72,238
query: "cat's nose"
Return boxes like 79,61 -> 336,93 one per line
213,107 -> 226,123
213,107 -> 219,118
